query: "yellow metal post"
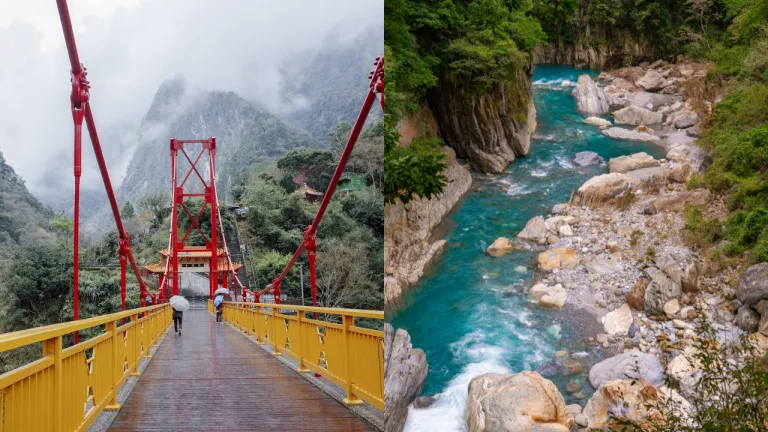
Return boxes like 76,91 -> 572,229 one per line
255,306 -> 264,344
43,336 -> 63,432
271,308 -> 282,356
151,310 -> 159,347
105,320 -> 121,410
130,314 -> 140,376
296,311 -> 309,373
341,315 -> 363,405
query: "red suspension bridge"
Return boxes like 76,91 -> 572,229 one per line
0,1 -> 385,431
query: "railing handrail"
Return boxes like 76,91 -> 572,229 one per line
0,304 -> 168,352
221,301 -> 384,320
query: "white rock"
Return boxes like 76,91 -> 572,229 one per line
602,127 -> 660,142
602,304 -> 633,336
636,69 -> 668,91
613,106 -> 663,126
608,152 -> 660,173
664,299 -> 681,318
559,225 -> 573,237
572,75 -> 611,115
583,116 -> 612,129
517,216 -> 547,242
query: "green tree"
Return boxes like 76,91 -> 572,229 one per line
276,148 -> 336,192
121,201 -> 135,219
139,191 -> 170,229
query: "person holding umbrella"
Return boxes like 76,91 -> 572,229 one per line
213,287 -> 229,324
169,295 -> 190,335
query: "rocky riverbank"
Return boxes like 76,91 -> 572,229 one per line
403,59 -> 768,431
384,145 -> 472,305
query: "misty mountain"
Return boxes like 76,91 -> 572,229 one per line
279,24 -> 384,142
0,152 -> 53,264
117,78 -> 314,207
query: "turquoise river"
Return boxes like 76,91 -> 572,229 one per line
388,65 -> 667,431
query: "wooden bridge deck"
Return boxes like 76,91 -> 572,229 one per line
108,310 -> 375,431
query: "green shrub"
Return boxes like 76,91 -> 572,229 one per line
384,135 -> 448,204
622,321 -> 768,432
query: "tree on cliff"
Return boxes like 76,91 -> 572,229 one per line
384,0 -> 544,202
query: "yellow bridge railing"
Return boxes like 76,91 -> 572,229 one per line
0,304 -> 172,432
211,300 -> 384,410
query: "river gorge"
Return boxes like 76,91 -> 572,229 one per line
387,65 -> 670,431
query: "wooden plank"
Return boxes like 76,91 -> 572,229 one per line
108,310 -> 375,431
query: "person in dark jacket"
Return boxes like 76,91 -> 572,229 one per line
173,309 -> 183,335
215,300 -> 223,323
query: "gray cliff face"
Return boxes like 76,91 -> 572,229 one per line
384,145 -> 471,305
535,37 -> 660,69
384,324 -> 428,432
428,67 -> 537,174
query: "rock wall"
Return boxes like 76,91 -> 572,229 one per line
384,145 -> 472,305
384,324 -> 428,432
428,67 -> 537,174
534,36 -> 661,69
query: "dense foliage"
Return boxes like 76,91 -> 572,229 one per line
534,0 -> 690,53
384,0 -> 544,203
675,0 -> 768,263
232,121 -> 385,315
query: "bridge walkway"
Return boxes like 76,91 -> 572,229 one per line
107,310 -> 375,431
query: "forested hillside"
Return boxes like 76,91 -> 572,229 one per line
117,78 -> 315,207
230,119 -> 384,314
281,25 -> 384,141
0,152 -> 53,270
384,0 -> 545,202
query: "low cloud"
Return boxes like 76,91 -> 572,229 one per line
0,0 -> 382,200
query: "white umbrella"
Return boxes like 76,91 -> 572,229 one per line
169,295 -> 190,312
214,287 -> 231,296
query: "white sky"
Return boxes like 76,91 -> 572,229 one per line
0,0 -> 383,197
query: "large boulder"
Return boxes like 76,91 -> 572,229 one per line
608,152 -> 660,173
517,216 -> 547,242
644,267 -> 682,315
736,263 -> 768,307
584,117 -> 612,129
673,112 -> 698,129
666,144 -> 691,163
667,162 -> 693,183
573,151 -> 604,167
467,372 -> 574,432
602,127 -> 660,142
666,348 -> 702,399
635,69 -> 668,91
589,350 -> 665,389
736,305 -> 760,333
626,278 -> 648,311
613,106 -> 663,126
602,304 -> 633,335
625,166 -> 666,185
538,248 -> 580,272
655,250 -> 701,293
757,301 -> 768,336
648,189 -> 712,213
584,380 -> 691,430
385,325 -> 428,432
530,283 -> 568,309
577,173 -> 633,202
572,75 -> 611,115
487,237 -> 517,257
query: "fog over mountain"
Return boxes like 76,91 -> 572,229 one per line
0,0 -> 383,217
